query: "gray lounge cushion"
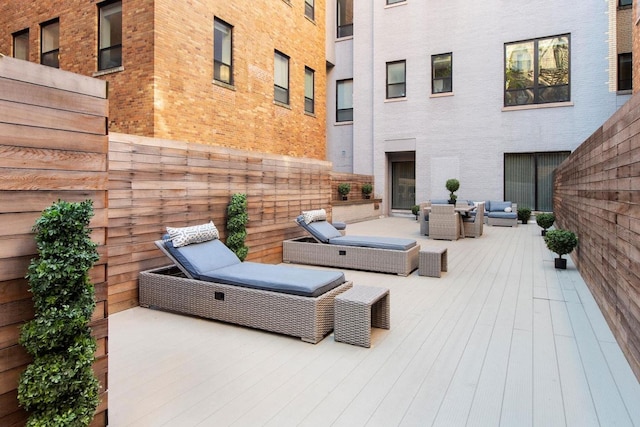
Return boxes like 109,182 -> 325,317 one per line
296,216 -> 342,242
164,238 -> 241,278
487,211 -> 517,219
163,237 -> 345,297
201,262 -> 346,297
488,201 -> 512,212
329,235 -> 416,251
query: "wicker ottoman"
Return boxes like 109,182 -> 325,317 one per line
419,247 -> 448,277
334,286 -> 390,348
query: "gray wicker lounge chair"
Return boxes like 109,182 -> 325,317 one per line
139,228 -> 352,343
462,202 -> 484,238
283,211 -> 420,276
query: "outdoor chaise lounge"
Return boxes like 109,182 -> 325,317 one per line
139,221 -> 353,343
283,209 -> 420,276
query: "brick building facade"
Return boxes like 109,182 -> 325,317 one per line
0,0 -> 327,159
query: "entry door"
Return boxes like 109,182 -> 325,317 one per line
391,161 -> 415,210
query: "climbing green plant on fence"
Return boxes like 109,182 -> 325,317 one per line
18,200 -> 100,427
227,193 -> 249,261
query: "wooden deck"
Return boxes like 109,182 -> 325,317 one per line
108,216 -> 640,426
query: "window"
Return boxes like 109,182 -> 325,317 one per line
274,51 -> 289,104
504,151 -> 570,211
305,67 -> 315,114
214,18 -> 233,85
386,60 -> 406,99
98,1 -> 122,70
305,0 -> 314,20
619,0 -> 632,6
618,53 -> 632,91
336,79 -> 353,122
337,0 -> 353,38
40,19 -> 59,68
505,34 -> 570,106
387,0 -> 405,4
432,53 -> 452,94
12,29 -> 29,60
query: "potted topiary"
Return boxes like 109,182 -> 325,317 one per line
362,183 -> 373,199
536,212 -> 555,236
411,204 -> 420,220
445,178 -> 460,204
517,207 -> 532,224
544,229 -> 578,269
338,183 -> 351,200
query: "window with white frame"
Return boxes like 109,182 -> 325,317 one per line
336,79 -> 353,122
504,34 -> 570,106
432,53 -> 452,94
40,19 -> 59,68
274,51 -> 290,104
386,60 -> 406,99
305,67 -> 315,114
387,0 -> 405,5
98,0 -> 122,70
214,18 -> 233,85
12,29 -> 29,60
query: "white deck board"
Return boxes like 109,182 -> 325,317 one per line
108,216 -> 640,426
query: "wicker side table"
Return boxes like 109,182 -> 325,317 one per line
418,247 -> 448,277
334,285 -> 390,348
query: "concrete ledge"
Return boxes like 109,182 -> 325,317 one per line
332,199 -> 382,223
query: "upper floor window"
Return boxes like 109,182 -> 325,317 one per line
305,0 -> 314,20
387,0 -> 405,4
274,51 -> 290,105
98,1 -> 122,70
337,0 -> 353,38
386,60 -> 406,99
618,53 -> 632,91
214,18 -> 233,85
40,19 -> 60,68
619,0 -> 632,6
12,29 -> 29,60
432,53 -> 452,94
505,34 -> 570,107
305,67 -> 315,114
337,79 -> 353,122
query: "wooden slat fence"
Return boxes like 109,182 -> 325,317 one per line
107,133 -> 334,313
0,56 -> 109,426
554,92 -> 640,381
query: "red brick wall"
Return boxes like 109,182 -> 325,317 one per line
554,92 -> 640,381
0,0 -> 327,159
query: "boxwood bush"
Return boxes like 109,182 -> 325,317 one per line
18,200 -> 100,426
227,193 -> 249,261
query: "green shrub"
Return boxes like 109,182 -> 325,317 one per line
445,178 -> 460,203
18,200 -> 100,427
338,183 -> 351,196
361,183 -> 373,195
517,207 -> 532,223
227,193 -> 249,261
544,229 -> 578,258
536,212 -> 555,230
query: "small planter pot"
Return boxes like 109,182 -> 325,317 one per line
554,258 -> 567,269
541,230 -> 546,236
341,195 -> 348,201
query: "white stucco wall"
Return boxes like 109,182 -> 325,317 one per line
327,0 -> 631,213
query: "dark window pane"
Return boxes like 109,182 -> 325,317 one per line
337,0 -> 353,37
275,86 -> 289,104
99,1 -> 122,70
13,30 -> 29,60
337,108 -> 353,122
618,53 -> 632,91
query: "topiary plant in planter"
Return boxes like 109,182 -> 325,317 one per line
226,193 -> 249,261
338,183 -> 351,200
445,178 -> 460,204
536,212 -> 555,236
18,200 -> 100,427
517,207 -> 532,224
544,229 -> 578,269
411,204 -> 420,220
361,183 -> 373,199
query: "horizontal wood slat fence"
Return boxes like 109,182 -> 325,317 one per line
0,56 -> 109,426
554,92 -> 640,381
107,133 -> 338,313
